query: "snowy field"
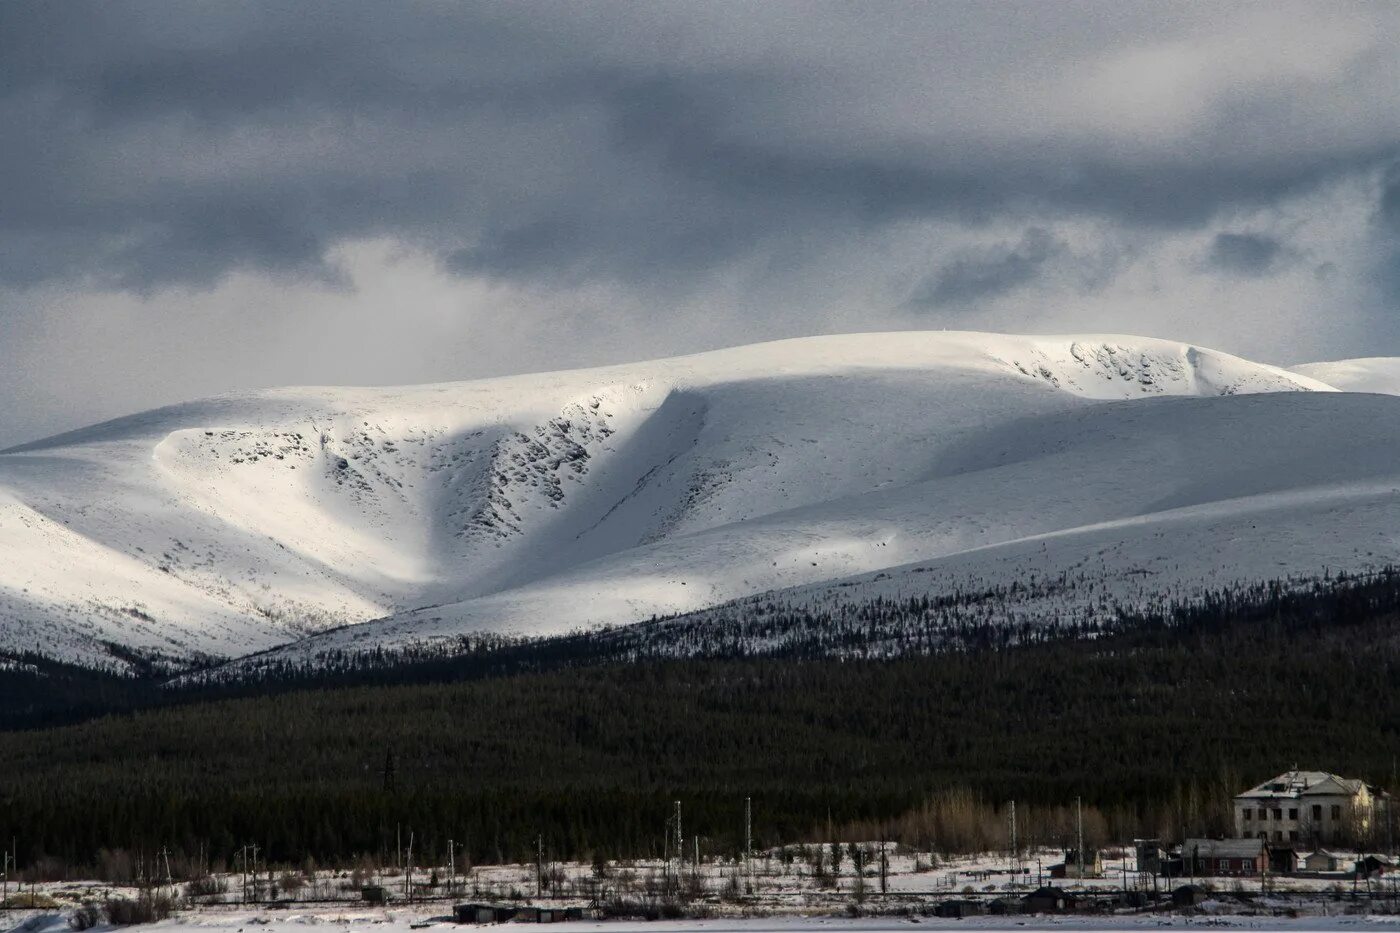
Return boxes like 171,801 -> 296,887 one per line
9,907 -> 1400,933
5,849 -> 1399,933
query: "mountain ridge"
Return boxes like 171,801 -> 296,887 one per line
0,330 -> 1381,672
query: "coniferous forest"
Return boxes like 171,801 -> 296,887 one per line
1,570 -> 1399,877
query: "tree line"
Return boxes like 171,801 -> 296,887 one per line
1,568 -> 1398,877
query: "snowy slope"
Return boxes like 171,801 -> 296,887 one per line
0,332 -> 1343,671
1292,358 -> 1400,395
265,390 -> 1400,663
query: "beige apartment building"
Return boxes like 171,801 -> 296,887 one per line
1234,770 -> 1389,847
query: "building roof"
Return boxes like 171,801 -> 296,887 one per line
1234,770 -> 1368,800
1186,838 -> 1265,858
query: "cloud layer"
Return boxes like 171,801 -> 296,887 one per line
1,1 -> 1398,446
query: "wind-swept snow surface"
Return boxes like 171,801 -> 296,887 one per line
1292,357 -> 1400,395
0,332 -> 1358,670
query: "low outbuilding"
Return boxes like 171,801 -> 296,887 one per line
1184,838 -> 1267,876
1268,845 -> 1298,873
1023,886 -> 1078,914
933,899 -> 985,918
453,904 -> 515,924
1304,849 -> 1356,873
1358,855 -> 1396,878
1049,848 -> 1103,878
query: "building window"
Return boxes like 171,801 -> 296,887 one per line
1289,831 -> 1298,842
1273,808 -> 1283,820
1289,808 -> 1298,820
1274,830 -> 1282,841
1313,804 -> 1323,821
1259,809 -> 1268,821
1241,860 -> 1253,875
1244,809 -> 1252,820
1331,805 -> 1342,821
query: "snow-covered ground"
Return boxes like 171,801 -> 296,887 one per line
10,912 -> 1400,933
6,848 -> 1400,933
8,329 -> 1400,672
7,913 -> 1400,933
1291,359 -> 1400,396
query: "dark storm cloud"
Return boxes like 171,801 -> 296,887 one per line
1206,232 -> 1286,277
913,228 -> 1065,307
2,1 -> 1398,293
1375,163 -> 1400,305
1381,162 -> 1400,235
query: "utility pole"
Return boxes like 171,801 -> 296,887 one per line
673,801 -> 683,883
1389,755 -> 1397,857
745,797 -> 752,879
1076,796 -> 1085,882
879,832 -> 888,895
1008,800 -> 1018,878
448,838 -> 455,895
536,835 -> 544,898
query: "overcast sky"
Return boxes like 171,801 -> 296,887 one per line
2,1 -> 1399,447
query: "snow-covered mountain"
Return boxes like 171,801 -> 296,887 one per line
3,331 -> 1391,672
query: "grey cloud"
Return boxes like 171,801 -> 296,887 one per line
1,2 -> 1398,293
1206,232 -> 1286,277
913,228 -> 1065,307
7,1 -> 1400,454
1380,162 -> 1400,234
1376,164 -> 1400,305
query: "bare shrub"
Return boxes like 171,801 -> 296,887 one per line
104,892 -> 177,925
186,875 -> 227,898
69,903 -> 102,931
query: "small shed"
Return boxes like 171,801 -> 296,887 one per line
1268,845 -> 1298,873
1023,886 -> 1078,914
361,885 -> 388,904
1304,849 -> 1356,873
1358,855 -> 1395,878
933,899 -> 985,918
1049,848 -> 1103,878
1173,884 -> 1208,908
986,897 -> 1018,916
1135,839 -> 1166,875
453,904 -> 514,924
